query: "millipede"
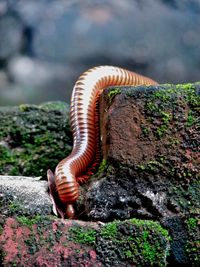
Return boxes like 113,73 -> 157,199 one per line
47,65 -> 158,218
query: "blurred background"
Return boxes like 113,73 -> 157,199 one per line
0,0 -> 200,106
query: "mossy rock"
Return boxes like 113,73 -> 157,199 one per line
69,219 -> 171,267
0,101 -> 72,178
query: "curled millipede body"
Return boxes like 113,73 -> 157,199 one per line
47,65 -> 158,218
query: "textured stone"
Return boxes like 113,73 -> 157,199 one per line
86,83 -> 200,265
0,215 -> 170,266
0,83 -> 199,266
0,176 -> 51,217
0,101 -> 71,178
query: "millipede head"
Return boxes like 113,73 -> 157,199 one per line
47,169 -> 76,219
66,204 -> 75,218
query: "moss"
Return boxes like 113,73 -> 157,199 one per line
186,110 -> 197,127
0,145 -> 19,175
107,87 -> 121,104
16,214 -> 42,228
96,159 -> 108,175
68,226 -> 96,245
168,137 -> 180,145
141,126 -> 150,137
176,83 -> 200,107
186,218 -> 198,230
100,222 -> 118,238
185,217 -> 200,265
24,233 -> 39,254
137,160 -> 165,173
96,219 -> 170,267
17,216 -> 61,254
142,82 -> 200,140
67,219 -> 170,266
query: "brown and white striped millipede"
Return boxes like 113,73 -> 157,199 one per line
47,65 -> 158,219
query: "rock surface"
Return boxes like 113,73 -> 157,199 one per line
0,101 -> 71,178
0,83 -> 200,266
87,84 -> 199,220
85,83 -> 200,265
0,176 -> 52,217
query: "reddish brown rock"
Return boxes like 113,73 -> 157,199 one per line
86,84 -> 200,265
0,217 -> 102,267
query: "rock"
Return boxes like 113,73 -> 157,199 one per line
0,203 -> 170,266
0,175 -> 170,266
86,84 -> 199,220
0,176 -> 51,217
85,83 -> 200,265
0,101 -> 72,178
0,83 -> 199,266
0,216 -> 102,267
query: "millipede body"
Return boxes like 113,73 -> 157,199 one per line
47,65 -> 158,218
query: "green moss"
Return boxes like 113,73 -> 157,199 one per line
168,137 -> 180,145
156,111 -> 172,138
176,83 -> 200,107
0,145 -> 19,175
185,217 -> 200,265
96,159 -> 108,175
16,215 -> 42,228
187,218 -> 198,230
108,87 -> 121,104
67,219 -> 170,266
138,160 -> 165,173
141,126 -> 150,137
96,219 -> 170,267
186,110 -> 197,127
143,82 -> 200,141
100,222 -> 118,238
68,227 -> 96,245
129,218 -> 170,239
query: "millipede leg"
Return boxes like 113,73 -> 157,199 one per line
47,169 -> 65,219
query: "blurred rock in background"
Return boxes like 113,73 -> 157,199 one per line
0,0 -> 200,105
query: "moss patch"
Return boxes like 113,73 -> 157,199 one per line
107,87 -> 121,104
142,82 -> 200,139
185,216 -> 200,265
68,227 -> 96,245
67,219 -> 170,266
16,214 -> 43,228
96,159 -> 108,176
96,219 -> 170,267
